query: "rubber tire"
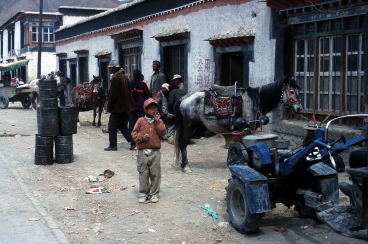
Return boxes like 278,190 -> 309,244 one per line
226,177 -> 263,234
227,142 -> 249,166
0,94 -> 9,109
21,94 -> 32,108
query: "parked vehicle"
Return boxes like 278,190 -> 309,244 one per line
225,114 -> 368,234
0,59 -> 36,109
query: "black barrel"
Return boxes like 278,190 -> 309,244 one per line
54,135 -> 74,164
34,135 -> 54,165
59,106 -> 78,135
38,79 -> 57,108
37,107 -> 59,136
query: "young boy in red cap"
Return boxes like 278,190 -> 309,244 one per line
131,98 -> 167,203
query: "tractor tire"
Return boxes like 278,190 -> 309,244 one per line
227,142 -> 249,166
0,94 -> 9,109
226,177 -> 263,234
21,94 -> 32,108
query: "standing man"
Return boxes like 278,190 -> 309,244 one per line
172,74 -> 184,90
56,71 -> 70,106
104,60 -> 136,151
149,60 -> 166,98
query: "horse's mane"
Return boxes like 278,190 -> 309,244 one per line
246,76 -> 298,115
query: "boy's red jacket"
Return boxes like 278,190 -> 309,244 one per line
131,117 -> 167,150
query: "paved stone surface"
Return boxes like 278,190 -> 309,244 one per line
0,151 -> 69,244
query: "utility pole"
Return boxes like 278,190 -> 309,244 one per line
37,0 -> 43,79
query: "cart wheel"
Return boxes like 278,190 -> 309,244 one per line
227,142 -> 249,166
21,94 -> 32,108
0,94 -> 9,109
226,177 -> 263,234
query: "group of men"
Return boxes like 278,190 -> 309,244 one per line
104,59 -> 186,151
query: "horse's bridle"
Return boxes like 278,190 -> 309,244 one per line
282,84 -> 301,107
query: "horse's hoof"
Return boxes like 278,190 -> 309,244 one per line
182,165 -> 192,173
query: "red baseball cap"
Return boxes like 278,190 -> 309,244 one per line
143,98 -> 158,109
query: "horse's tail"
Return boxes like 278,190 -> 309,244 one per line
173,99 -> 184,165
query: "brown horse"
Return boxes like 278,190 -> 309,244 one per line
71,75 -> 106,127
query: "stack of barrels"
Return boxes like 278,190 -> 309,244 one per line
34,78 -> 77,165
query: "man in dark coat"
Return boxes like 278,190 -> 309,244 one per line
104,60 -> 136,151
149,60 -> 166,98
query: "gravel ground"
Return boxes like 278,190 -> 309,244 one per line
0,102 -> 366,244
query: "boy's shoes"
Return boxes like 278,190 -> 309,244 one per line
104,146 -> 117,151
138,196 -> 147,203
150,196 -> 159,203
130,141 -> 136,150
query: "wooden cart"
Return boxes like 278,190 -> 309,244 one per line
0,86 -> 38,109
0,59 -> 34,109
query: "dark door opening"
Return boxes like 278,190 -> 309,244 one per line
220,52 -> 244,87
78,57 -> 89,83
70,64 -> 76,87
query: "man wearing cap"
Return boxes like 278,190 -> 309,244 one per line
150,60 -> 166,98
172,74 -> 184,90
104,60 -> 136,151
155,83 -> 170,119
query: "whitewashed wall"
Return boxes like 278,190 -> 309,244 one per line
62,16 -> 89,27
14,21 -> 21,57
24,51 -> 56,81
2,30 -> 9,61
57,1 -> 275,90
142,0 -> 275,93
56,36 -> 116,83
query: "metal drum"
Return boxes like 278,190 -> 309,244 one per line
38,79 -> 57,108
58,106 -> 78,135
34,134 -> 54,165
37,107 -> 59,136
54,135 -> 74,164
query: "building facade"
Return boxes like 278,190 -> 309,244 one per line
267,0 -> 368,127
55,0 -> 277,113
0,7 -> 112,83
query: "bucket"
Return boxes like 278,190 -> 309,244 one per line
54,135 -> 74,164
232,131 -> 249,143
38,79 -> 57,108
59,106 -> 78,135
37,107 -> 59,136
34,134 -> 54,165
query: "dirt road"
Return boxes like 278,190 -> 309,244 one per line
0,103 -> 365,244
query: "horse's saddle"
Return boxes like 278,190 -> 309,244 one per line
204,83 -> 242,120
76,83 -> 94,103
210,84 -> 237,97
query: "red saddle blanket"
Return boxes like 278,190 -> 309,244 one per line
76,84 -> 93,103
210,96 -> 233,117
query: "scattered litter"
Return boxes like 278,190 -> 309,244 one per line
178,186 -> 182,188
120,187 -> 128,191
270,227 -> 287,233
300,225 -> 308,230
95,223 -> 102,226
217,222 -> 229,228
148,228 -> 155,232
85,175 -> 98,182
99,169 -> 114,179
29,217 -> 40,221
214,239 -> 222,243
86,188 -> 102,194
36,177 -> 43,181
64,207 -> 76,210
199,205 -> 219,223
